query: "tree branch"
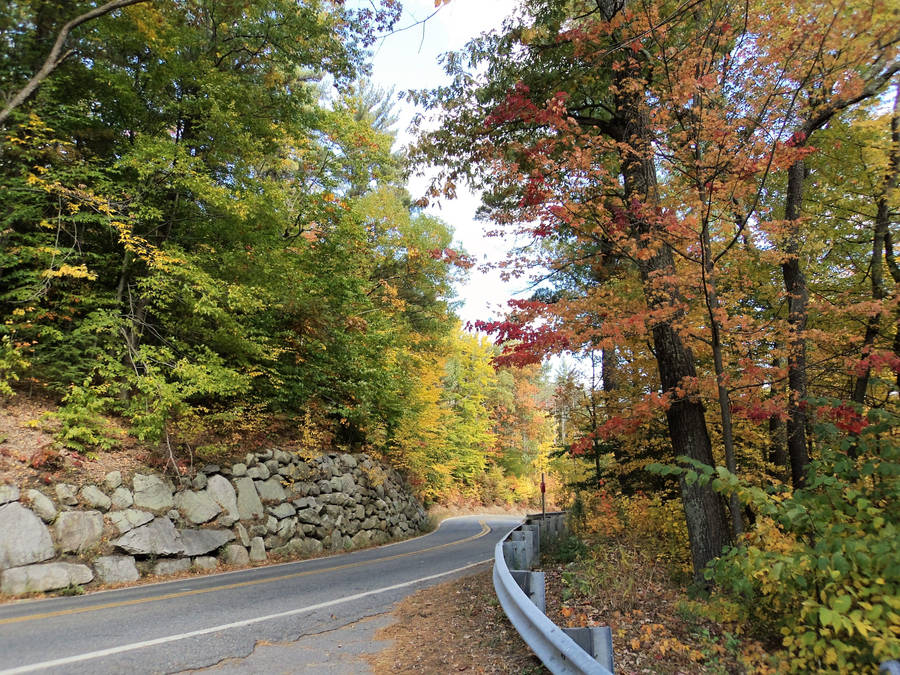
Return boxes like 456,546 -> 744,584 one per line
0,0 -> 152,127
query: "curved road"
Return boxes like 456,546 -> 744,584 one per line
0,515 -> 520,674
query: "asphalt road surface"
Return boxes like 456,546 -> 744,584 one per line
0,515 -> 521,674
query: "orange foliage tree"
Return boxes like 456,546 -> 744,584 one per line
412,0 -> 899,579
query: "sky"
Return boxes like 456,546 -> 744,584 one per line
367,0 -> 521,327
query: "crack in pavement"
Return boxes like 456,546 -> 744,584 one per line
178,612 -> 395,674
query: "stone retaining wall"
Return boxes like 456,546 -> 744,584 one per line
0,450 -> 428,596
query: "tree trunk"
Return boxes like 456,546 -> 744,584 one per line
886,224 -> 900,391
700,222 -> 743,537
616,78 -> 731,578
852,198 -> 887,404
601,347 -> 617,393
781,159 -> 810,488
768,413 -> 789,479
854,88 -> 899,403
768,356 -> 790,481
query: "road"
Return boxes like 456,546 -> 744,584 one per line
0,515 -> 520,674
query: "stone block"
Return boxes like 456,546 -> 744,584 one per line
132,474 -> 174,511
351,530 -> 371,548
235,477 -> 263,521
104,471 -> 123,491
179,528 -> 234,556
255,478 -> 286,503
1,562 -> 92,595
80,485 -> 111,512
175,490 -> 221,525
25,490 -> 56,523
55,483 -> 78,506
193,556 -> 218,571
152,558 -> 191,576
249,537 -> 266,562
108,508 -> 153,534
206,474 -> 239,525
110,487 -> 134,510
54,510 -> 104,554
276,517 -> 297,539
94,555 -> 139,584
268,502 -> 295,519
0,503 -> 55,570
0,484 -> 19,505
223,544 -> 249,566
235,522 -> 250,547
113,517 -> 182,556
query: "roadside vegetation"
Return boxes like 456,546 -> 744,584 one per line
1,1 -> 898,672
0,0 -> 553,506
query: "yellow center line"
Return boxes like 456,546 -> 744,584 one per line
0,521 -> 491,626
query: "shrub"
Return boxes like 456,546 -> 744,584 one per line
0,335 -> 28,397
52,383 -> 120,455
708,407 -> 900,672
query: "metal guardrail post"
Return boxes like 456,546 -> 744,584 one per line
510,530 -> 535,569
523,523 -> 541,560
563,627 -> 615,672
503,539 -> 529,570
510,570 -> 546,612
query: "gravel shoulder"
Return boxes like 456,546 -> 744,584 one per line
368,567 -> 547,674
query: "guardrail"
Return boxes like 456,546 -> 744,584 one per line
493,513 -> 615,675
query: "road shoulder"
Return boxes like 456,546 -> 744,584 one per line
367,568 -> 547,674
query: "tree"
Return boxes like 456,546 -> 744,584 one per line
412,0 -> 899,577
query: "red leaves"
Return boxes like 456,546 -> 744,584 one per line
852,350 -> 900,377
472,317 -> 570,367
784,130 -> 806,147
485,82 -> 537,128
520,175 -> 549,207
429,247 -> 475,269
816,403 -> 868,435
28,446 -> 60,470
732,399 -> 787,423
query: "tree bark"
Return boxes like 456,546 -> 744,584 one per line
767,356 -> 790,481
781,159 -> 810,488
601,347 -> 617,393
886,218 -> 900,391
